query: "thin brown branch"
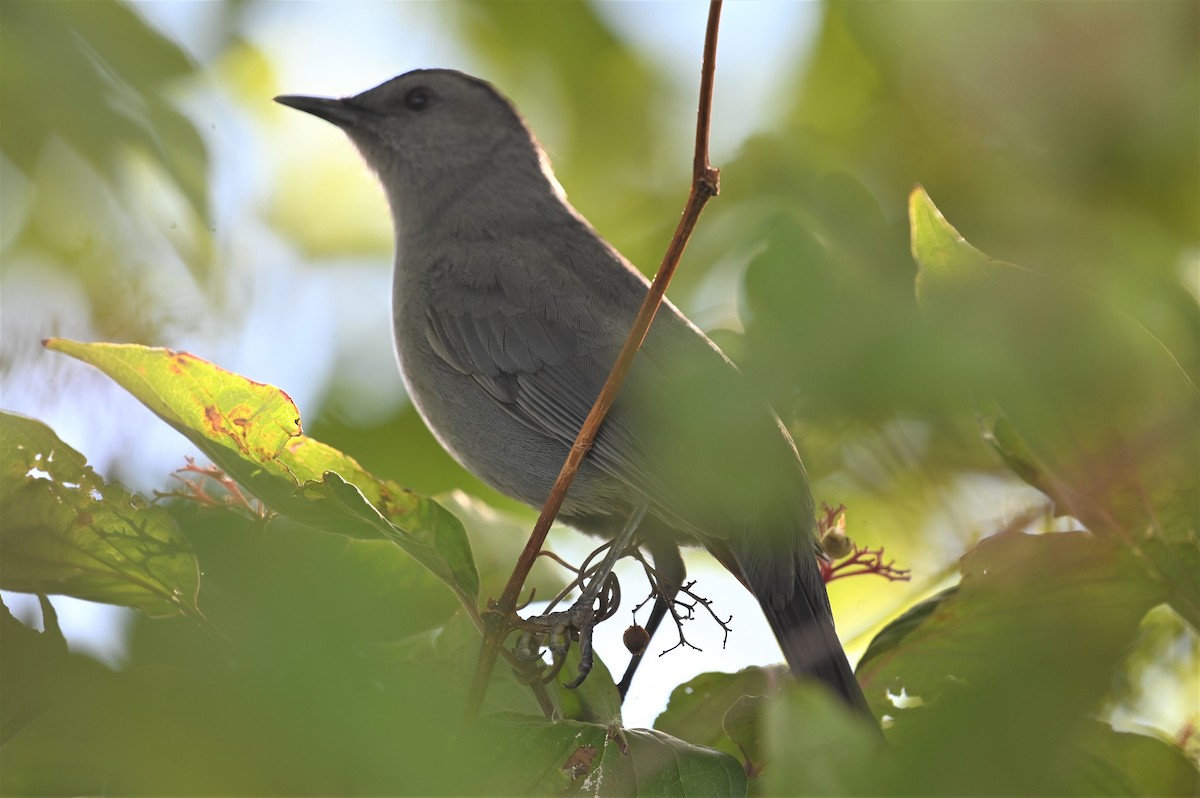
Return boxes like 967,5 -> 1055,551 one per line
693,0 -> 722,181
463,0 -> 725,724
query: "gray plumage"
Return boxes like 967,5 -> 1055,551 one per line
276,69 -> 872,718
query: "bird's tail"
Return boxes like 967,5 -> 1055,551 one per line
706,538 -> 876,721
758,580 -> 875,720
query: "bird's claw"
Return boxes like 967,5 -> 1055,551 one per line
510,577 -> 616,688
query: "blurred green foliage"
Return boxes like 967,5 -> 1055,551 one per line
2,0 -> 1198,794
0,0 -> 214,310
0,0 -> 208,222
0,412 -> 199,618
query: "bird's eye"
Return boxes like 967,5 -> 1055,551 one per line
404,87 -> 431,111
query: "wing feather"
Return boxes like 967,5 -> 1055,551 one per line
422,268 -> 810,581
423,279 -> 682,514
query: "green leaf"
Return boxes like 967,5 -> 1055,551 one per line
761,684 -> 885,796
1142,538 -> 1200,631
406,610 -> 546,718
1052,721 -> 1200,796
0,411 -> 199,617
981,414 -> 1062,505
463,713 -> 748,796
280,436 -> 479,605
1,596 -> 69,747
909,187 -> 1199,607
858,531 -> 1164,720
0,518 -> 472,794
855,588 -> 953,673
654,666 -> 785,767
0,0 -> 209,222
298,472 -> 479,607
44,339 -> 301,478
910,186 -> 994,299
858,531 -> 1169,793
381,609 -> 623,724
45,340 -> 479,605
550,644 -> 624,727
721,695 -> 767,778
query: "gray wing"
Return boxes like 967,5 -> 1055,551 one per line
423,276 -> 665,501
423,272 -> 812,557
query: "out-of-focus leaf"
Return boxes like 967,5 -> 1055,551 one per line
0,504 -> 470,795
45,340 -> 479,605
859,531 -> 1166,793
406,609 -> 623,725
797,2 -> 1199,256
910,188 -> 1199,597
279,437 -> 480,600
265,121 -> 393,259
1052,721 -> 1200,796
654,666 -> 785,766
859,531 -> 1163,719
1,596 -> 69,747
0,411 -> 199,617
400,610 -> 544,718
0,0 -> 208,225
463,712 -> 747,797
553,647 -> 623,727
722,695 -> 766,778
738,208 -> 935,421
761,683 -> 885,796
296,472 -> 479,607
1141,537 -> 1200,633
854,588 -> 953,682
982,414 -> 1062,504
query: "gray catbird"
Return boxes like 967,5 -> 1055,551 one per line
277,69 -> 872,718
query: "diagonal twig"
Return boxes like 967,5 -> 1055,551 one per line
463,0 -> 726,723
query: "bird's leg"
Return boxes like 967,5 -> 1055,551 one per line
519,502 -> 649,688
574,502 -> 648,609
560,502 -> 649,688
617,540 -> 685,700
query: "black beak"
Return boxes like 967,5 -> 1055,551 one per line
274,95 -> 366,129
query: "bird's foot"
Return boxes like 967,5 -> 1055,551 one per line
511,570 -> 619,688
511,504 -> 647,689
